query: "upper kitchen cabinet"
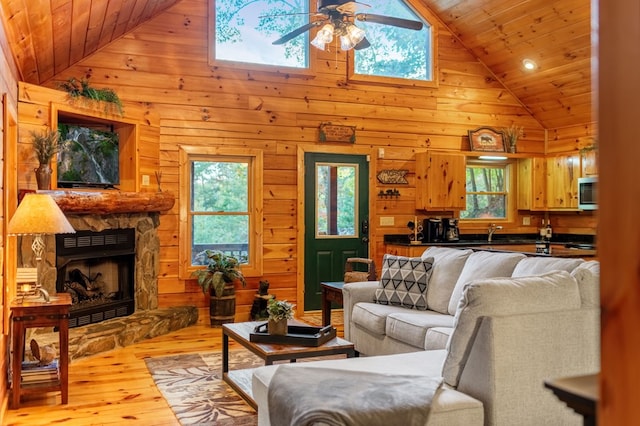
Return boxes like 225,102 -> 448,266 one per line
546,153 -> 581,209
517,157 -> 546,211
416,151 -> 466,211
581,149 -> 598,176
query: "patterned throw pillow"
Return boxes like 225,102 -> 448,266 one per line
374,255 -> 434,310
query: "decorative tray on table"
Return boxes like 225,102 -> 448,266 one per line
249,323 -> 337,346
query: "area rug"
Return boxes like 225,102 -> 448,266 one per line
145,350 -> 262,425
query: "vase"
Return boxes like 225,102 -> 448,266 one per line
268,318 -> 288,335
34,164 -> 52,190
509,145 -> 517,153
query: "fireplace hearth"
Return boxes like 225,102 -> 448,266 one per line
56,228 -> 135,327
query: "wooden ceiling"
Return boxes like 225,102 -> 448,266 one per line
0,0 -> 593,130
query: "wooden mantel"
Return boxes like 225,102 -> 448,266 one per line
44,190 -> 175,214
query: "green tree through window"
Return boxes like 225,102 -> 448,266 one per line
461,163 -> 508,219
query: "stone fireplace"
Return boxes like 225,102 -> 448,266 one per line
19,191 -> 199,359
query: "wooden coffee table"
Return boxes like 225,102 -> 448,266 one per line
222,320 -> 356,409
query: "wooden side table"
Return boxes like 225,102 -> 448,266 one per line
10,293 -> 72,408
320,281 -> 344,326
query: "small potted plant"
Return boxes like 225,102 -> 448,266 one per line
267,299 -> 295,335
31,129 -> 59,190
191,250 -> 246,326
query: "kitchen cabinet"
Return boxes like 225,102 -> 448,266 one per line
581,149 -> 598,176
386,244 -> 427,258
547,154 -> 580,209
517,157 -> 546,211
415,151 -> 466,211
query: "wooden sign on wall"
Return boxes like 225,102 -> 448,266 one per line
319,122 -> 356,143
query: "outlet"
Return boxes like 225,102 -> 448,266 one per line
142,174 -> 150,186
380,216 -> 394,226
522,216 -> 531,226
378,148 -> 385,159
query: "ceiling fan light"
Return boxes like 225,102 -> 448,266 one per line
346,24 -> 365,44
311,36 -> 327,50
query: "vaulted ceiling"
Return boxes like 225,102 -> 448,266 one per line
0,0 -> 593,130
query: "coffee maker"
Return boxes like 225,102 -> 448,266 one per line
422,218 -> 444,243
443,218 -> 460,242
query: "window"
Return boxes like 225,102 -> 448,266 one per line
211,0 -> 310,68
350,0 -> 435,84
461,162 -> 510,220
316,163 -> 357,237
179,146 -> 263,279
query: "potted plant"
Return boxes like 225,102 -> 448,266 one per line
267,299 -> 295,335
31,129 -> 59,190
191,250 -> 246,326
58,77 -> 124,116
502,125 -> 524,153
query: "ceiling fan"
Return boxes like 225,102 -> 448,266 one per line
271,0 -> 424,51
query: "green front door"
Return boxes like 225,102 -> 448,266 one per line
304,153 -> 370,311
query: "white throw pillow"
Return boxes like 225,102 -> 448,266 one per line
442,271 -> 581,388
374,254 -> 434,310
511,256 -> 584,277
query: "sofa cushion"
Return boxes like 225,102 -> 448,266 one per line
571,260 -> 600,308
374,255 -> 434,310
442,270 -> 581,388
352,302 -> 408,336
447,251 -> 526,315
386,311 -> 455,349
420,247 -> 473,315
511,256 -> 584,277
425,327 -> 453,350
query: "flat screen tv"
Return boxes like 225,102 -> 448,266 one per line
57,123 -> 120,189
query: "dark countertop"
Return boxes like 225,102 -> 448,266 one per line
384,233 -> 597,258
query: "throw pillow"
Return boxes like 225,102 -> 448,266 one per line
374,255 -> 434,310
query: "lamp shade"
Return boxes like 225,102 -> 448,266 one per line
8,193 -> 75,235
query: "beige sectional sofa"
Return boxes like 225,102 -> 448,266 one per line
252,247 -> 600,425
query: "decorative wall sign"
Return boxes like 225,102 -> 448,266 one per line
468,127 -> 506,152
377,170 -> 409,184
319,122 -> 356,143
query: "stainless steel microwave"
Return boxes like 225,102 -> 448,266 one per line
578,176 -> 597,210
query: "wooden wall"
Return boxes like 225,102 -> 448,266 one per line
0,9 -> 19,420
15,1 -> 594,321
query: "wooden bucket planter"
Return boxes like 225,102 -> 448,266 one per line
209,281 -> 236,326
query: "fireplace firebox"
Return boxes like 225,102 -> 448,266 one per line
56,228 -> 135,328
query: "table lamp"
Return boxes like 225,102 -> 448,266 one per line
7,193 -> 75,302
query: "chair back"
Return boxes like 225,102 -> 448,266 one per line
344,258 -> 376,283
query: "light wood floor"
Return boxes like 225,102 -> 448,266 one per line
3,309 -> 343,426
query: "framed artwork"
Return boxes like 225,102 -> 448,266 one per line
468,127 -> 506,152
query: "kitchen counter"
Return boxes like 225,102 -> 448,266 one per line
385,235 -> 597,259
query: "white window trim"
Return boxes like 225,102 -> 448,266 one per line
461,160 -> 515,223
179,145 -> 263,280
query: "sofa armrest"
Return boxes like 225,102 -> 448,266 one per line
342,281 -> 378,341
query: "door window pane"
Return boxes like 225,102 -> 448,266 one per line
316,163 -> 357,237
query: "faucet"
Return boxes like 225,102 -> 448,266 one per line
487,223 -> 503,243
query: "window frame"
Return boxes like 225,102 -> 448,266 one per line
179,145 -> 263,280
207,0 -> 318,77
460,159 -> 516,224
347,0 -> 439,88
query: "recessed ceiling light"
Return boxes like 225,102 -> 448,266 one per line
522,59 -> 537,70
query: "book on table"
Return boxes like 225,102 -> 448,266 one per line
11,359 -> 60,384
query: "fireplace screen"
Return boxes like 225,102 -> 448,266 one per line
56,228 -> 135,327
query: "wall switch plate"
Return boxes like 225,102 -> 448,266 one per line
522,216 -> 531,226
380,216 -> 394,226
142,175 -> 150,186
378,148 -> 385,159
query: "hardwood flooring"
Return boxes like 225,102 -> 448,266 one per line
2,309 -> 343,426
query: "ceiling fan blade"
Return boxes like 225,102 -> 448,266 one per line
355,13 -> 423,30
272,21 -> 323,45
354,37 -> 371,50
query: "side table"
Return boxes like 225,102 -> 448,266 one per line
320,281 -> 344,326
10,293 -> 72,408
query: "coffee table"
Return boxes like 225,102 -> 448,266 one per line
222,320 -> 356,409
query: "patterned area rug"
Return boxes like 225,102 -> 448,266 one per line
145,350 -> 262,425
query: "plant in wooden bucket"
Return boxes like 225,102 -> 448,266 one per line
267,299 -> 295,335
31,129 -> 59,190
192,250 -> 246,326
502,125 -> 524,153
